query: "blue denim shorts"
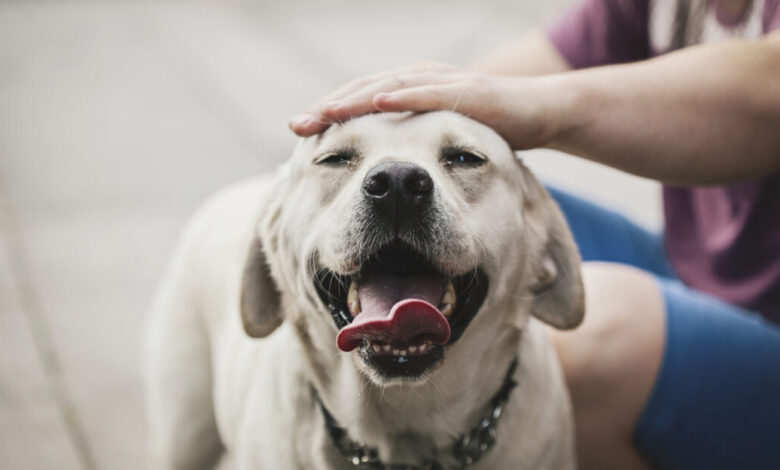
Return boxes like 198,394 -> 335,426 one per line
548,187 -> 780,470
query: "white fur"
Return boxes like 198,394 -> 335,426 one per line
144,111 -> 582,470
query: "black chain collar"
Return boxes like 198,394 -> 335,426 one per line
315,358 -> 519,470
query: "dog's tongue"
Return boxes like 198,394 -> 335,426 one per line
336,273 -> 450,352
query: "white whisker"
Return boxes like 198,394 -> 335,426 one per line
450,88 -> 465,114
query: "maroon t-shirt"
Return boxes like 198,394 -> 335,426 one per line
547,0 -> 780,323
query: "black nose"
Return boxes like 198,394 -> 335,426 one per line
362,162 -> 434,224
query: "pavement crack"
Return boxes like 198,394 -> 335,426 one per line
0,174 -> 98,470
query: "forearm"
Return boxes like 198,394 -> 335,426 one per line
545,34 -> 780,184
470,31 -> 572,76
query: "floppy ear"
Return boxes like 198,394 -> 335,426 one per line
520,165 -> 585,330
240,236 -> 283,338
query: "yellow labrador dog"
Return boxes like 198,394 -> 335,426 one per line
144,111 -> 583,470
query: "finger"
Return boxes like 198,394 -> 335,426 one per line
312,72 -> 391,111
307,62 -> 456,114
290,72 -> 434,136
320,73 -> 459,122
289,113 -> 332,137
291,62 -> 461,136
372,83 -> 472,114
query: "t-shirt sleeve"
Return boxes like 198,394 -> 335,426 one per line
765,0 -> 780,32
547,0 -> 651,69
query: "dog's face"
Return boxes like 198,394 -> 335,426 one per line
241,111 -> 583,385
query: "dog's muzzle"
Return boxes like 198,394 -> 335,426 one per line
313,162 -> 489,379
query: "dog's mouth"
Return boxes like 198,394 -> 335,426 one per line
314,241 -> 489,379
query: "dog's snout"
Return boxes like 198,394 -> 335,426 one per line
362,162 -> 433,222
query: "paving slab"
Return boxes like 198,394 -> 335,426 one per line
0,2 -> 296,468
0,193 -> 83,469
265,0 -> 575,75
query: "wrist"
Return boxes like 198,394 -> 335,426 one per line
535,73 -> 591,149
495,73 -> 588,150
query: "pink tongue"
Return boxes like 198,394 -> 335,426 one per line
336,273 -> 451,352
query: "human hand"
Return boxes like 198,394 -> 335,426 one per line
289,61 -> 565,150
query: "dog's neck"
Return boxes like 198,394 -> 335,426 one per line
297,322 -> 523,467
313,356 -> 519,469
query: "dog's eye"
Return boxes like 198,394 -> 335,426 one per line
442,148 -> 486,167
316,152 -> 355,166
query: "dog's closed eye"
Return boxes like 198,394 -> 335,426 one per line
441,146 -> 486,168
315,148 -> 359,166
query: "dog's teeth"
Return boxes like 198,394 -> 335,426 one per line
440,302 -> 453,317
392,349 -> 401,356
347,281 -> 361,317
418,343 -> 428,353
409,345 -> 417,354
372,344 -> 381,353
399,350 -> 407,357
442,281 -> 456,304
383,344 -> 391,353
440,281 -> 456,317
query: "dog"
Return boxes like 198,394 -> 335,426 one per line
144,111 -> 584,470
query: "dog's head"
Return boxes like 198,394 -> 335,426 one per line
241,111 -> 583,385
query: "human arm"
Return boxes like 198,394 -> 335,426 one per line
469,31 -> 571,76
548,31 -> 780,184
290,32 -> 780,185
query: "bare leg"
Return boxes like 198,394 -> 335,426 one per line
549,262 -> 665,470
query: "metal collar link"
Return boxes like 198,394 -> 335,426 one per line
316,358 -> 519,470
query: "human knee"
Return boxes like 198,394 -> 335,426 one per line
548,263 -> 664,470
550,262 -> 665,394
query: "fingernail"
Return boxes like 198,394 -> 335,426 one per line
290,113 -> 313,127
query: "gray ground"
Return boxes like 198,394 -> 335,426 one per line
0,1 -> 660,469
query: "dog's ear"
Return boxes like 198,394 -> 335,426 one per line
240,235 -> 283,338
519,163 -> 584,330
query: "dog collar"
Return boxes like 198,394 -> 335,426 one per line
315,357 -> 519,470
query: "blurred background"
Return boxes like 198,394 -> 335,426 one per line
0,1 -> 661,469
